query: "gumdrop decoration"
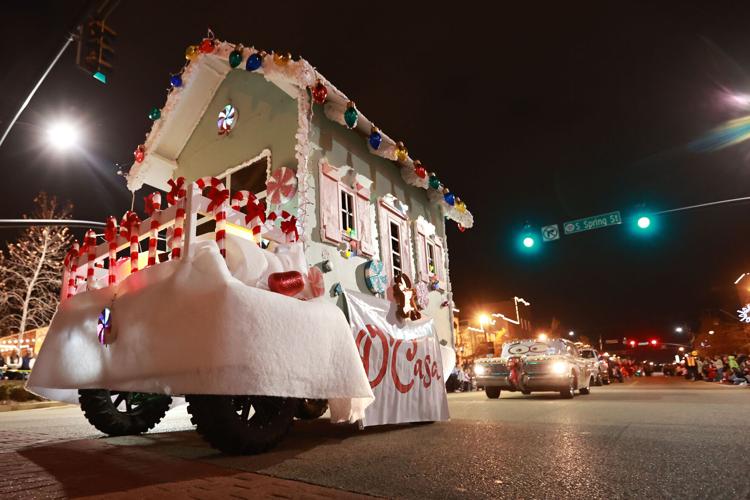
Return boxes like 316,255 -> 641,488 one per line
369,126 -> 382,150
413,160 -> 427,179
428,174 -> 441,190
148,107 -> 161,121
273,51 -> 291,65
443,190 -> 455,206
97,307 -> 115,345
395,142 -> 408,162
217,104 -> 237,135
170,74 -> 183,87
228,49 -> 243,68
246,52 -> 263,71
364,260 -> 388,294
134,144 -> 145,163
311,81 -> 328,104
344,101 -> 358,129
185,45 -> 199,61
199,38 -> 215,53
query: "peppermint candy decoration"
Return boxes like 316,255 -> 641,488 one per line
217,104 -> 238,135
415,281 -> 430,310
266,167 -> 297,205
307,266 -> 325,298
97,307 -> 115,345
364,260 -> 388,294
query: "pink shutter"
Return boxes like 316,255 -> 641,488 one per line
434,235 -> 446,287
413,224 -> 428,282
377,202 -> 393,283
356,193 -> 375,257
399,217 -> 414,282
319,164 -> 342,243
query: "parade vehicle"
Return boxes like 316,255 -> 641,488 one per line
27,34 -> 473,454
473,338 -> 595,399
579,346 -> 610,385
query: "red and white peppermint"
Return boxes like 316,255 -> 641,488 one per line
266,167 -> 297,205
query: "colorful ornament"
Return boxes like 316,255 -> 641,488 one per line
133,144 -> 145,163
268,271 -> 305,296
395,141 -> 408,162
364,260 -> 388,294
344,101 -> 358,129
217,104 -> 237,134
185,45 -> 199,61
443,191 -> 455,206
307,266 -> 325,298
97,306 -> 115,345
458,224 -> 466,232
415,281 -> 430,310
428,174 -> 440,190
170,74 -> 182,87
413,160 -> 427,179
246,52 -> 263,71
311,80 -> 328,104
393,273 -> 421,321
273,51 -> 291,65
266,167 -> 298,205
148,107 -> 161,120
455,198 -> 466,213
369,126 -> 382,150
738,304 -> 750,323
199,38 -> 215,53
228,49 -> 243,68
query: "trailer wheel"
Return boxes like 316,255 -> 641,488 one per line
79,389 -> 172,436
187,395 -> 298,454
296,399 -> 328,420
485,386 -> 501,399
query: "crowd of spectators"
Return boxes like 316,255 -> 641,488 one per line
677,352 -> 750,385
0,348 -> 35,380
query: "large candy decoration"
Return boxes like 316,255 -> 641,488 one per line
311,80 -> 328,104
166,177 -> 187,259
413,160 -> 427,179
415,281 -> 430,310
344,101 -> 358,129
228,48 -> 243,68
83,229 -> 97,291
307,266 -> 325,298
369,126 -> 382,150
266,167 -> 297,205
246,52 -> 264,71
97,306 -> 115,345
104,216 -> 118,286
217,104 -> 237,135
268,271 -> 305,296
231,190 -> 266,236
195,177 -> 230,259
364,260 -> 388,294
64,241 -> 80,299
395,142 -> 408,162
199,38 -> 215,53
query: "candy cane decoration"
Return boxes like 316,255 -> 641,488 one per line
104,216 -> 118,286
64,241 -> 80,299
144,192 -> 162,267
195,177 -> 230,259
231,190 -> 267,237
268,210 -> 299,243
120,211 -> 141,274
167,177 -> 187,259
84,229 -> 97,291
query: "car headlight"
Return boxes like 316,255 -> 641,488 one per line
474,364 -> 486,376
551,361 -> 568,374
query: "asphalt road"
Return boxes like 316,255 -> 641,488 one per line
2,377 -> 749,499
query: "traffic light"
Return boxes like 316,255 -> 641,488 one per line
637,216 -> 651,229
650,339 -> 658,346
518,223 -> 538,253
629,340 -> 636,348
76,17 -> 116,83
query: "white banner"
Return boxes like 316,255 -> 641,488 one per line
344,290 -> 450,427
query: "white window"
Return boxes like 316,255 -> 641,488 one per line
377,194 -> 413,284
389,221 -> 402,277
426,240 -> 436,277
413,216 -> 446,289
340,188 -> 355,234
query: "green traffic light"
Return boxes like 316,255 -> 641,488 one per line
523,236 -> 535,248
637,216 -> 651,229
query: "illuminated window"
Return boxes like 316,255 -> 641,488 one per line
390,221 -> 402,276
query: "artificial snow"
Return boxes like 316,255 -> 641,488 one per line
28,240 -> 374,423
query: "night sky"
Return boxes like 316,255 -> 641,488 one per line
3,1 -> 750,343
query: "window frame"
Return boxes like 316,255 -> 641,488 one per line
338,183 -> 359,241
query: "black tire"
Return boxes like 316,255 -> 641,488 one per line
296,399 -> 328,420
187,395 -> 298,454
521,390 -> 531,395
485,386 -> 501,399
78,389 -> 172,436
560,376 -> 576,399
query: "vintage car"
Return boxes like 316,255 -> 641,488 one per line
473,338 -> 595,399
579,347 -> 610,385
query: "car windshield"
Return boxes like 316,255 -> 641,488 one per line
501,340 -> 565,357
580,350 -> 596,358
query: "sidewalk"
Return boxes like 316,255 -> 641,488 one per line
0,401 -> 72,413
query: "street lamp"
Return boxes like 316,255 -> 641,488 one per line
46,120 -> 80,150
675,326 -> 684,334
708,330 -> 715,335
537,332 -> 548,342
568,330 -> 575,337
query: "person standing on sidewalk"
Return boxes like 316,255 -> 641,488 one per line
685,352 -> 699,381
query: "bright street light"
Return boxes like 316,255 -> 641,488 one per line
675,327 -> 684,333
537,332 -> 548,342
522,236 -> 535,248
568,330 -> 575,336
708,330 -> 715,335
46,121 -> 80,150
637,216 -> 651,229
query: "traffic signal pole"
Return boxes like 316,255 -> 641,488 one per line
0,33 -> 75,150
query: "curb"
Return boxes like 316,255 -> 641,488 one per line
0,401 -> 73,412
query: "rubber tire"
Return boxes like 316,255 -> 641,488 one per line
521,390 -> 531,395
485,386 -> 501,399
79,389 -> 172,436
187,395 -> 298,455
296,399 -> 328,420
560,376 -> 576,399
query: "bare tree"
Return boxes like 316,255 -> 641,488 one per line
0,193 -> 73,349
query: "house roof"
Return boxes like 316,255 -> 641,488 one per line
127,38 -> 473,229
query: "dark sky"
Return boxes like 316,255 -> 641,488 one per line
3,1 -> 750,343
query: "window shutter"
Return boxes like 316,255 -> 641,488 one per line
413,223 -> 428,282
319,163 -> 342,243
356,193 -> 375,257
377,202 -> 393,283
434,235 -> 446,287
399,217 -> 415,282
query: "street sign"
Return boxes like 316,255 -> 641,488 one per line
604,339 -> 620,344
541,224 -> 560,242
563,211 -> 622,235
